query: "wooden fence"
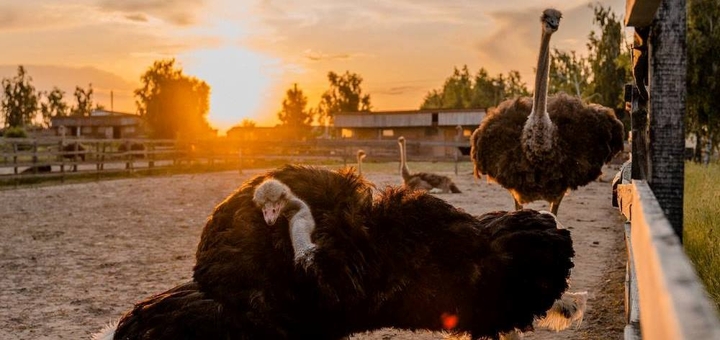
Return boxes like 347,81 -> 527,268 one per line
0,137 -> 470,184
617,1 -> 720,339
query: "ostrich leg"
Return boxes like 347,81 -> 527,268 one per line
549,193 -> 565,215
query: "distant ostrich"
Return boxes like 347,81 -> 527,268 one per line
397,136 -> 461,193
356,149 -> 366,176
470,8 -> 624,215
192,165 -> 578,339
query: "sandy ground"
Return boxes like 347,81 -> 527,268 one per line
0,162 -> 626,340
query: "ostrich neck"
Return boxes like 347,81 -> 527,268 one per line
400,142 -> 410,175
531,31 -> 553,118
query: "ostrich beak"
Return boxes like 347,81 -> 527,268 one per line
262,202 -> 283,226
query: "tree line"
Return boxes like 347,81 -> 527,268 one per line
0,60 -> 212,140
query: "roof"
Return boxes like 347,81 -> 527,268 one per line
334,108 -> 485,128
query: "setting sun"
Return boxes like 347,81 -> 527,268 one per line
181,46 -> 280,133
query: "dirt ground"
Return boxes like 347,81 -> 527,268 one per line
0,162 -> 627,340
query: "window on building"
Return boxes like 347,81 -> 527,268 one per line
341,129 -> 354,138
382,129 -> 394,137
463,129 -> 472,137
431,113 -> 438,126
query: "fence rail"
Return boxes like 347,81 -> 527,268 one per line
0,137 -> 470,183
615,178 -> 720,340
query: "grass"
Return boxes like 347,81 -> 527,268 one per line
684,161 -> 720,310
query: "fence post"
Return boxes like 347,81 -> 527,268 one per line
32,139 -> 38,174
647,0 -> 686,240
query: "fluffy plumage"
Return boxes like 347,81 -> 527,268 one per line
470,8 -> 624,214
472,95 -> 624,205
193,165 -> 575,339
105,281 -> 287,340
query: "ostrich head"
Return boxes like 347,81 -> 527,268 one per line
357,149 -> 366,160
253,178 -> 292,226
541,8 -> 562,34
397,136 -> 405,145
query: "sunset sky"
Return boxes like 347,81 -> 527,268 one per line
0,0 -> 624,134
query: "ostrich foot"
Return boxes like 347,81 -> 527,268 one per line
428,188 -> 443,194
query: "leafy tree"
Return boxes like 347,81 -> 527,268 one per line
687,0 -> 720,155
70,84 -> 95,116
39,87 -> 68,127
421,66 -> 529,110
134,59 -> 212,139
316,71 -> 371,125
240,118 -> 256,128
586,4 -> 632,110
549,49 -> 592,97
1,66 -> 39,128
278,83 -> 312,128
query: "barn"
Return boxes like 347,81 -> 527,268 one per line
334,108 -> 484,158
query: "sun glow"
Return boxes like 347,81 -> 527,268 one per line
180,46 -> 280,135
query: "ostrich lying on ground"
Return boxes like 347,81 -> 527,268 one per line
470,8 -> 624,215
97,165 -> 583,340
356,149 -> 366,176
193,165 -> 578,339
397,136 -> 461,193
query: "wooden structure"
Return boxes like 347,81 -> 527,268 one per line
0,137 -> 468,184
50,109 -> 145,139
616,0 -> 720,339
333,109 -> 483,158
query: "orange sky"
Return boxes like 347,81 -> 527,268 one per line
0,0 -> 625,134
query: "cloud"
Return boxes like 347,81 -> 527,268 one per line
124,13 -> 148,23
96,0 -> 206,26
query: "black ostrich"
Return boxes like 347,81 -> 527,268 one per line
99,165 -> 578,340
470,8 -> 624,215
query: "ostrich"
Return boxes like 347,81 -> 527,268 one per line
397,136 -> 461,193
192,165 -> 579,339
99,165 -> 582,340
356,149 -> 366,176
470,8 -> 624,215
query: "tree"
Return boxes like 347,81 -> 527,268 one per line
1,65 -> 39,128
586,4 -> 632,110
134,59 -> 212,139
39,87 -> 69,127
240,118 -> 256,128
687,0 -> 720,157
421,66 -> 529,110
278,83 -> 312,129
549,49 -> 591,97
316,71 -> 371,125
70,84 -> 95,116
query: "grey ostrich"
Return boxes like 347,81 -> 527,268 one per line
398,136 -> 461,193
470,8 -> 624,215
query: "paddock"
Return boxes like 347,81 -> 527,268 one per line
0,161 -> 625,340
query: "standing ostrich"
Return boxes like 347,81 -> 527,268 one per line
356,149 -> 366,176
398,136 -> 461,193
470,8 -> 624,215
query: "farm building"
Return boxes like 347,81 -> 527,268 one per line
334,108 -> 484,157
226,125 -> 325,142
50,109 -> 145,139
